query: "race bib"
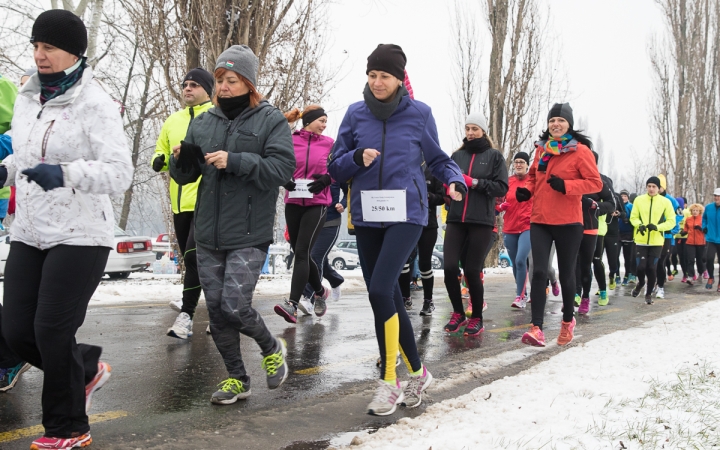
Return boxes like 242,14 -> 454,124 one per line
289,179 -> 313,199
361,190 -> 407,222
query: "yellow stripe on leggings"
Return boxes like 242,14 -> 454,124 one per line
383,313 -> 400,382
0,410 -> 129,443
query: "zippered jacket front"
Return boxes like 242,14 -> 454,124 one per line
169,101 -> 295,251
629,193 -> 676,246
284,129 -> 334,207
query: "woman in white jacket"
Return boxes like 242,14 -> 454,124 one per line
0,10 -> 132,450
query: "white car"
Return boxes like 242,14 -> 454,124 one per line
328,248 -> 359,270
153,233 -> 173,259
105,227 -> 155,279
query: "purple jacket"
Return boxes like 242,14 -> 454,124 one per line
328,94 -> 465,228
284,129 -> 334,206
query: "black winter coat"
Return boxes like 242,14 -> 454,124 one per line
424,165 -> 446,229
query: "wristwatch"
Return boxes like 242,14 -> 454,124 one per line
471,178 -> 478,189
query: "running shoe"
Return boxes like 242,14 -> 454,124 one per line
464,318 -> 484,336
545,286 -> 550,295
656,287 -> 665,299
297,297 -> 314,316
645,294 -> 654,305
615,275 -> 621,285
404,297 -> 413,311
598,290 -> 609,306
521,326 -> 546,347
274,301 -> 298,324
511,296 -> 526,309
681,276 -> 688,283
410,282 -> 422,291
419,299 -> 435,316
367,379 -> 404,416
706,278 -> 714,290
169,299 -> 183,312
628,274 -> 637,284
631,283 -> 644,298
211,378 -> 251,405
262,338 -> 288,390
668,274 -> 674,281
672,269 -> 678,276
167,312 -> 193,339
461,286 -> 469,299
703,270 -> 709,279
524,293 -> 531,303
30,434 -> 92,450
622,276 -> 629,286
693,274 -> 698,282
330,285 -> 342,301
578,297 -> 590,315
652,284 -> 658,295
444,312 -> 467,333
557,317 -> 576,346
206,324 -> 211,334
0,362 -> 31,392
313,287 -> 329,317
402,366 -> 433,408
551,280 -> 560,296
686,277 -> 694,286
594,290 -> 600,296
609,279 -> 616,290
85,362 -> 111,413
465,300 -> 473,317
574,294 -> 581,307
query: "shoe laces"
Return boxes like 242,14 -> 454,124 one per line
217,378 -> 243,394
404,375 -> 422,396
262,351 -> 284,376
371,380 -> 398,404
466,317 -> 482,329
448,312 -> 464,325
558,321 -> 573,339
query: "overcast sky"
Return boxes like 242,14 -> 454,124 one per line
321,0 -> 665,186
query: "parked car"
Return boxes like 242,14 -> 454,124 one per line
499,248 -> 513,268
335,239 -> 358,255
105,226 -> 155,279
328,248 -> 359,270
432,243 -> 444,270
153,233 -> 173,258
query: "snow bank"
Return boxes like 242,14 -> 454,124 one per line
339,297 -> 720,449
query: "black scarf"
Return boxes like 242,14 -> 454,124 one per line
217,93 -> 250,120
363,84 -> 408,121
462,136 -> 491,154
38,57 -> 86,104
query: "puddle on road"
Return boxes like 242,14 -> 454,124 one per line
282,426 -> 381,450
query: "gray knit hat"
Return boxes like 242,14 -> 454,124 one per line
215,45 -> 258,87
547,103 -> 574,129
465,112 -> 488,132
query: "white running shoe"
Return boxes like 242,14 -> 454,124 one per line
656,287 -> 665,299
206,324 -> 211,334
330,286 -> 342,301
167,312 -> 193,339
169,299 -> 183,312
367,379 -> 404,416
297,297 -> 314,316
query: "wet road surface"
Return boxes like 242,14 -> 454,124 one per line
1,273 -> 718,449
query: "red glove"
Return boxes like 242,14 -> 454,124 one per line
462,174 -> 474,188
498,202 -> 510,212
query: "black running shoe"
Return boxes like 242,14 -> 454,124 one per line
419,299 -> 435,316
645,294 -> 654,305
403,297 -> 412,310
274,301 -> 297,324
631,284 -> 644,298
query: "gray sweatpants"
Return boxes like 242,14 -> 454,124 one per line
197,245 -> 276,382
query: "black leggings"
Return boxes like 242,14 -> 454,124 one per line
621,240 -> 636,276
285,204 -> 326,303
530,223 -> 584,327
444,222 -> 493,318
399,246 -> 419,299
2,242 -> 109,438
674,238 -> 687,276
604,234 -> 620,279
575,234 -> 597,298
685,244 -> 705,277
636,245 -> 662,295
706,242 -> 720,280
593,235 -> 607,291
417,227 -> 437,299
174,211 -> 201,318
655,238 -> 672,288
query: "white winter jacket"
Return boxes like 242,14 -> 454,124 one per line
3,67 -> 132,250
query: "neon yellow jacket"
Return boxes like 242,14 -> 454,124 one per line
630,193 -> 676,246
0,74 -> 17,134
152,101 -> 213,214
674,208 -> 690,239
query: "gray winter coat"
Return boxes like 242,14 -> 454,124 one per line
170,100 -> 295,250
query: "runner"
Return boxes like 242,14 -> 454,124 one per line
1,10 -> 133,448
274,105 -> 333,322
418,167 -> 445,315
618,189 -> 637,285
170,45 -> 294,404
152,67 -> 214,339
681,203 -> 705,285
604,189 -> 625,290
499,151 -> 533,308
517,103 -> 602,347
629,177 -> 676,304
653,175 -> 679,299
674,197 -> 690,282
703,188 -> 720,291
444,112 -> 508,335
328,44 -> 465,415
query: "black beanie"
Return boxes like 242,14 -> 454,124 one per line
366,44 -> 407,81
513,152 -> 530,164
647,176 -> 661,188
547,103 -> 574,129
184,68 -> 214,97
31,10 -> 87,57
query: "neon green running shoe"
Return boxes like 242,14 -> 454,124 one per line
609,279 -> 616,290
598,290 -> 609,306
262,338 -> 288,390
574,294 -> 581,307
211,378 -> 251,405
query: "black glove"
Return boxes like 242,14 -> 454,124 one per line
515,187 -> 531,202
0,166 -> 7,186
637,225 -> 647,235
307,173 -> 331,194
680,230 -> 688,237
703,227 -> 708,234
152,154 -> 166,172
582,196 -> 596,209
22,164 -> 64,191
284,179 -> 296,191
547,175 -> 566,194
177,141 -> 205,173
451,182 -> 467,197
647,223 -> 658,231
694,225 -> 702,231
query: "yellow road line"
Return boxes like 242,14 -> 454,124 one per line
0,410 -> 128,443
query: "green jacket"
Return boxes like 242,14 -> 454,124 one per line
630,193 -> 676,246
169,101 -> 295,250
0,74 -> 17,134
153,101 -> 213,214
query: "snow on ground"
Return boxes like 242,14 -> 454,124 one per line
338,298 -> 720,450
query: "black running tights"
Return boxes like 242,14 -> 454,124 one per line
636,245 -> 662,295
575,234 -> 597,298
285,204 -> 326,303
444,222 -> 492,318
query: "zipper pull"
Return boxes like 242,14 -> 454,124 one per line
37,108 -> 43,119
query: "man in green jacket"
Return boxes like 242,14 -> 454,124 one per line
629,176 -> 676,304
152,68 -> 214,339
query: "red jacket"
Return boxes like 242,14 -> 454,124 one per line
500,175 -> 532,234
684,215 -> 706,246
526,142 -> 602,226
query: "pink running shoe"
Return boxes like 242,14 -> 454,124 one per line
521,326 -> 546,347
511,296 -> 526,309
681,276 -> 687,283
557,317 -> 576,346
444,312 -> 467,333
551,280 -> 560,296
693,274 -> 698,281
85,362 -> 111,413
578,297 -> 590,315
703,270 -> 709,279
31,434 -> 92,450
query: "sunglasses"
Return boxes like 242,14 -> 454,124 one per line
182,81 -> 201,89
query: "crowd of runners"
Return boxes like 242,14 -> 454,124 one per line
0,9 -> 720,450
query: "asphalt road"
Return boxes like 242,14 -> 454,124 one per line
0,272 -> 718,449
